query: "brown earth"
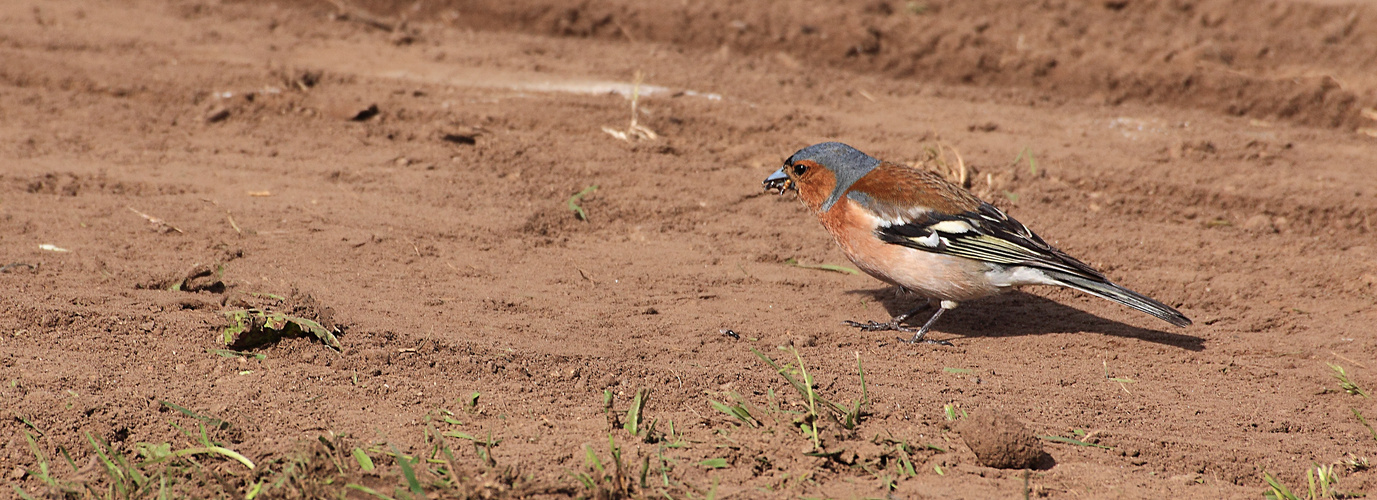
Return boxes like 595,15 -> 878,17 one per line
3,0 -> 1377,498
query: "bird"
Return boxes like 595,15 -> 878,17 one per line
762,142 -> 1191,344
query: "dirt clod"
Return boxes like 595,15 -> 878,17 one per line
953,410 -> 1044,469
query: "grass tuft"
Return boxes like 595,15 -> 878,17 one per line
943,403 -> 966,421
709,392 -> 759,428
1327,363 -> 1368,398
1263,463 -> 1343,500
752,347 -> 870,433
16,417 -> 558,500
566,185 -> 599,221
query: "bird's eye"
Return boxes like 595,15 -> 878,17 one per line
792,164 -> 808,176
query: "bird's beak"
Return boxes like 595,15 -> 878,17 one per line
763,168 -> 793,194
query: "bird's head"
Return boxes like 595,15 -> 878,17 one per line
763,142 -> 881,213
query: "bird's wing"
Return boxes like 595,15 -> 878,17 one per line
870,201 -> 1107,280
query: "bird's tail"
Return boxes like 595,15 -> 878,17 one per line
1045,271 -> 1192,327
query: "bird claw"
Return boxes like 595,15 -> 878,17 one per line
844,320 -> 953,345
898,336 -> 953,346
843,320 -> 914,333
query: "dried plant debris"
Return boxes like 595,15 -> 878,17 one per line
222,309 -> 341,351
221,291 -> 342,351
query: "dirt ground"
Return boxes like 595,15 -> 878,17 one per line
4,0 -> 1377,498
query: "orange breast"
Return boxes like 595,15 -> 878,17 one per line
816,196 -> 1002,302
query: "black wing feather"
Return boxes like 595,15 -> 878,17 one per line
875,203 -> 1106,280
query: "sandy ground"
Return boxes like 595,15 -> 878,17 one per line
4,0 -> 1377,498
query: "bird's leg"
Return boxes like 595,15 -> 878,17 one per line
901,305 -> 955,346
892,300 -> 958,347
889,301 -> 933,325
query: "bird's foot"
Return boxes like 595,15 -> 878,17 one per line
843,320 -> 913,333
899,335 -> 953,346
843,320 -> 953,345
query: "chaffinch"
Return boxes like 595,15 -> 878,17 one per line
763,142 -> 1191,344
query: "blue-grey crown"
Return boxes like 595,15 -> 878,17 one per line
788,142 -> 881,212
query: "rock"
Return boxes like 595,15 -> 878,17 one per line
954,410 -> 1044,469
205,106 -> 230,123
1242,214 -> 1277,233
323,100 -> 379,121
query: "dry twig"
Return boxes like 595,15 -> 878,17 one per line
602,71 -> 659,142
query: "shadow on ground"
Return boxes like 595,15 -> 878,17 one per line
846,288 -> 1204,351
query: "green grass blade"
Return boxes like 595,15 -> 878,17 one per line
583,444 -> 605,474
353,448 -> 375,471
84,432 -> 125,484
159,401 -> 229,430
13,485 -> 37,500
857,356 -> 870,408
1037,435 -> 1112,450
899,453 -> 916,477
709,399 -> 756,427
944,404 -> 958,421
698,458 -> 728,469
574,472 -> 595,490
783,258 -> 859,275
750,348 -> 844,414
17,415 -> 43,436
23,431 -> 51,482
639,455 -> 650,489
625,388 -> 646,436
244,480 -> 263,500
58,447 -> 79,473
567,185 -> 599,221
1354,408 -> 1377,443
440,431 -> 501,447
1262,471 -> 1296,500
184,446 -> 255,469
389,445 -> 424,496
843,354 -> 870,429
346,483 -> 397,500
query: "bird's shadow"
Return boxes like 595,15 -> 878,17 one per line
844,288 -> 1203,351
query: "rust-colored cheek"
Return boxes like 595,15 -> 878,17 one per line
794,167 -> 837,214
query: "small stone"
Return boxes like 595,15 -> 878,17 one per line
205,106 -> 230,123
1242,214 -> 1277,233
324,100 -> 379,121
